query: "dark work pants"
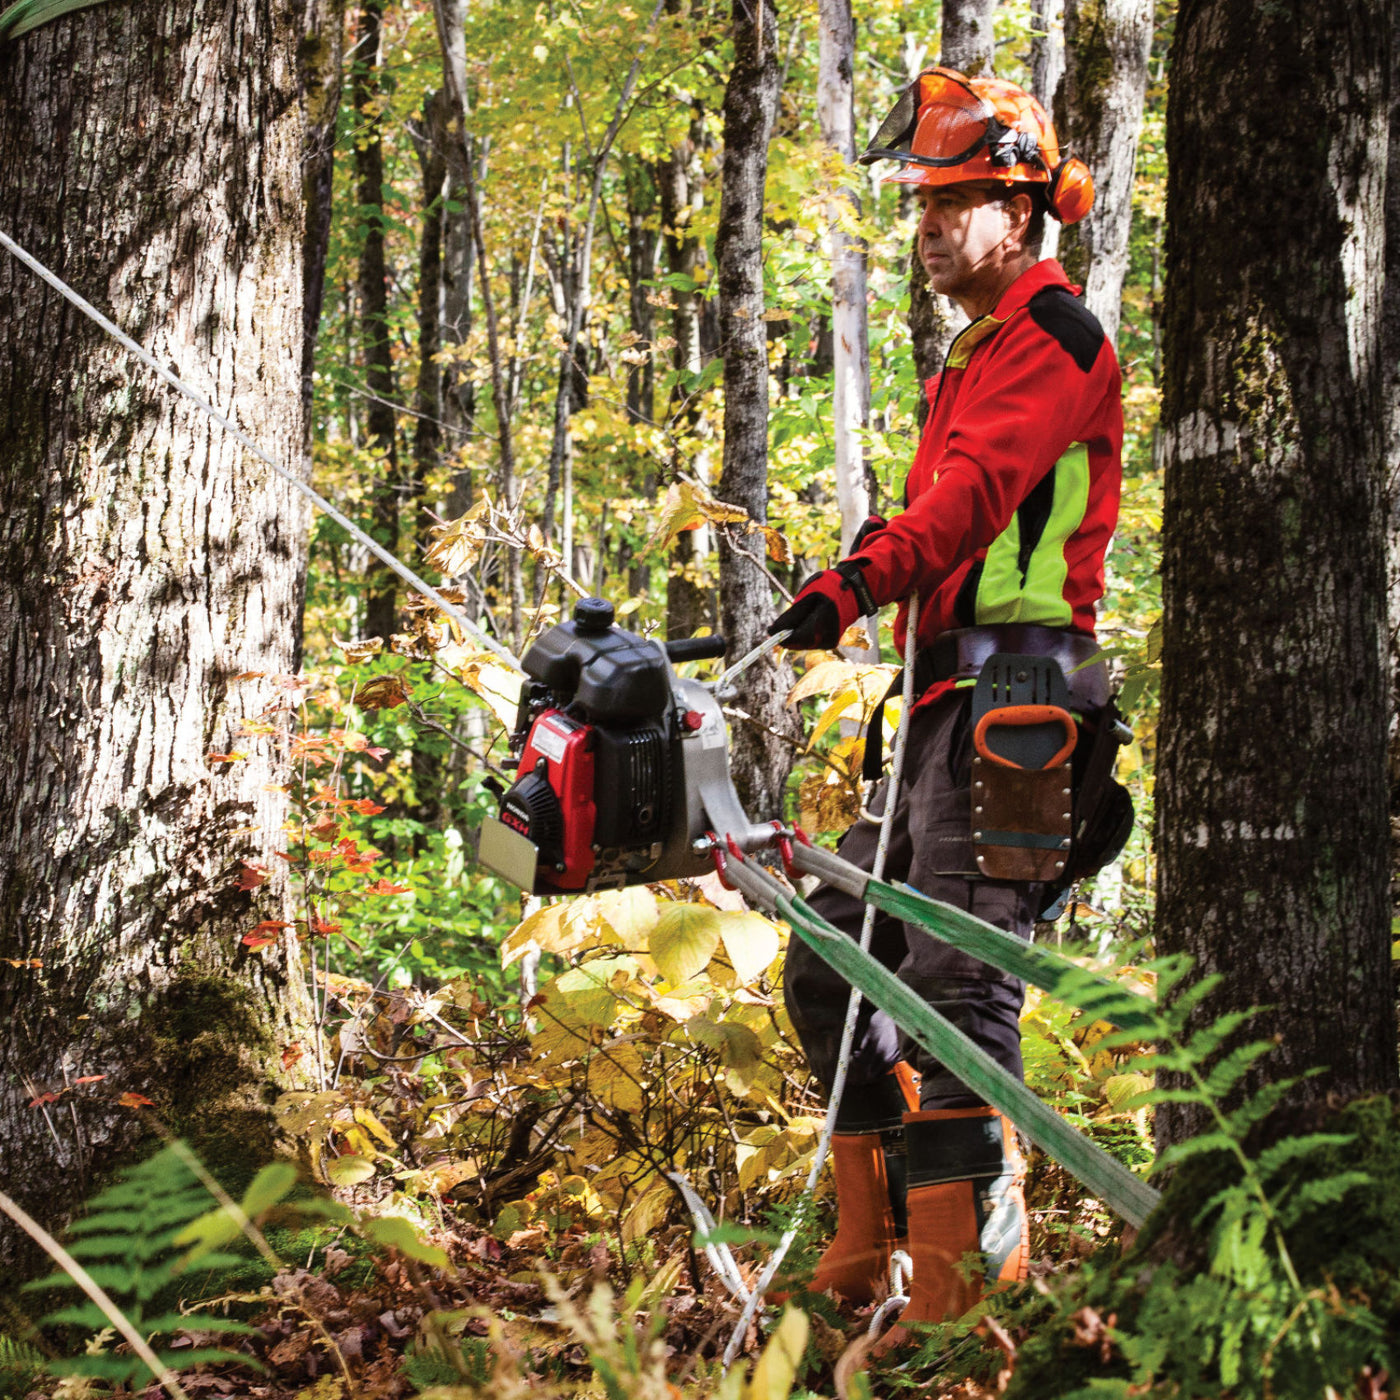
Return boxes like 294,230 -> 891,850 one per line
784,691 -> 1040,1113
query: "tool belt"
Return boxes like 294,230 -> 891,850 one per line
862,625 -> 1132,903
862,625 -> 1109,783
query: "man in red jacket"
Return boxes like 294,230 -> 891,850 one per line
769,69 -> 1123,1343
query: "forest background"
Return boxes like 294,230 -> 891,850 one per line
0,0 -> 1396,1395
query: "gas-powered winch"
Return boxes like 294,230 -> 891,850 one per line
474,597 -> 776,894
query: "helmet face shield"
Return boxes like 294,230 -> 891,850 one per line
859,68 -> 993,169
859,67 -> 1090,220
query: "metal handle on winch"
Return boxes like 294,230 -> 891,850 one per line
664,635 -> 729,662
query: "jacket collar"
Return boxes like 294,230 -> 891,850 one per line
942,259 -> 1078,371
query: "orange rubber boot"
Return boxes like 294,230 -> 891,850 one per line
807,1063 -> 920,1304
874,1107 -> 1027,1352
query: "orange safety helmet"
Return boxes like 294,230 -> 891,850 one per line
859,67 -> 1094,225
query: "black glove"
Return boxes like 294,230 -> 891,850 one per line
768,560 -> 878,649
849,513 -> 888,554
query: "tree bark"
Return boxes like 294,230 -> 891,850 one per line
715,0 -> 797,820
412,90 -> 450,524
818,0 -> 872,553
1155,0 -> 1397,1145
299,0 -> 346,437
941,0 -> 998,76
353,0 -> 401,641
1030,0 -> 1064,262
1054,0 -> 1153,345
1384,25 -> 1400,878
0,0 -> 311,1262
659,109 -> 717,640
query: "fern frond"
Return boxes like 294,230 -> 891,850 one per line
1199,1040 -> 1275,1100
0,0 -> 119,42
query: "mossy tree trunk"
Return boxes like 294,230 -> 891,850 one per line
0,0 -> 312,1264
1054,0 -> 1153,345
1155,0 -> 1397,1146
715,0 -> 798,820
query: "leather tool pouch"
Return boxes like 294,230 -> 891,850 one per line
970,655 -> 1077,882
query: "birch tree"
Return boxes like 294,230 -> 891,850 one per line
1155,0 -> 1397,1143
817,0 -> 871,555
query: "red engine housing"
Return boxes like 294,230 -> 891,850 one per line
505,710 -> 597,890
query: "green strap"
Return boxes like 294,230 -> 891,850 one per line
779,891 -> 1161,1228
865,879 -> 1160,1035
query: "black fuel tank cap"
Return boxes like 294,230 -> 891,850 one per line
573,596 -> 615,632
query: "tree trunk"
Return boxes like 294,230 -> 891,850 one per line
715,0 -> 796,819
0,0 -> 311,1262
299,0 -> 346,437
1384,28 -> 1400,877
817,0 -> 873,553
1054,0 -> 1153,345
907,0 -> 993,418
1030,0 -> 1064,262
1155,0 -> 1396,1146
660,110 -> 717,640
412,90 -> 450,523
353,0 -> 401,641
941,0 -> 997,76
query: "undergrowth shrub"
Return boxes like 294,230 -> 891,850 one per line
23,1143 -> 256,1388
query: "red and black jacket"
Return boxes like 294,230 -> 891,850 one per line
855,259 -> 1123,678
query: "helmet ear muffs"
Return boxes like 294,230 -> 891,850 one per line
1048,157 -> 1094,224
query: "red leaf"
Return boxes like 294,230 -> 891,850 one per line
73,1075 -> 106,1085
242,933 -> 279,950
235,862 -> 269,891
281,1042 -> 304,1071
353,799 -> 386,816
119,1092 -> 155,1108
311,919 -> 343,937
206,751 -> 247,764
29,1091 -> 63,1107
363,879 -> 410,896
310,814 -> 340,841
231,671 -> 266,681
365,746 -> 389,761
249,919 -> 292,934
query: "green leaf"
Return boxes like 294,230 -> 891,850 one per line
240,1161 -> 299,1216
556,953 -> 639,1024
362,1214 -> 449,1267
650,905 -> 722,985
326,1154 -> 378,1186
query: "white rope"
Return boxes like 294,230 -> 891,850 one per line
713,628 -> 792,694
720,592 -> 921,1367
0,227 -> 524,675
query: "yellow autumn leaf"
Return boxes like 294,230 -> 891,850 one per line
595,886 -> 659,949
586,1039 -> 646,1114
457,656 -> 522,731
650,904 -> 722,985
718,912 -> 780,985
622,1178 -> 672,1246
746,1306 -> 809,1400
